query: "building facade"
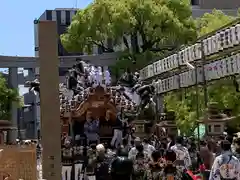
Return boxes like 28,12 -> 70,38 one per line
191,0 -> 239,17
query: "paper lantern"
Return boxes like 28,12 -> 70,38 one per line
230,26 -> 236,46
153,61 -> 158,75
149,64 -> 153,78
221,58 -> 227,77
179,73 -> 184,88
168,76 -> 174,91
183,72 -> 189,87
223,29 -> 230,49
195,43 -> 202,60
163,58 -> 167,72
212,61 -> 219,79
165,57 -> 170,71
211,35 -> 218,54
157,60 -> 161,74
159,59 -> 163,73
207,37 -> 213,55
225,56 -> 233,75
236,53 -> 240,74
235,24 -> 240,45
219,31 -> 225,51
203,39 -> 208,55
168,55 -> 173,70
215,32 -> 221,53
172,54 -> 178,68
231,54 -> 238,74
158,80 -> 163,94
162,79 -> 166,92
174,75 -> 179,90
185,47 -> 190,62
188,45 -> 194,62
178,50 -> 184,66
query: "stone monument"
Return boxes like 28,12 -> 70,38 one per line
39,21 -> 61,180
158,111 -> 177,136
199,102 -> 232,136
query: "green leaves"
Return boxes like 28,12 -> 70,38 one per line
196,9 -> 235,36
61,0 -> 197,54
0,74 -> 21,120
61,0 -> 197,81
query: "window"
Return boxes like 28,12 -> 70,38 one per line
136,125 -> 144,133
214,125 -> 221,132
208,125 -> 212,132
170,128 -> 177,133
191,0 -> 199,5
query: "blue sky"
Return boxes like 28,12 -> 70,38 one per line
0,0 -> 92,56
0,0 -> 92,95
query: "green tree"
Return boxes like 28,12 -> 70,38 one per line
0,74 -> 21,120
165,10 -> 239,135
61,0 -> 197,73
196,9 -> 235,36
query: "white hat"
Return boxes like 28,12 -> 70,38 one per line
135,137 -> 141,142
96,144 -> 105,153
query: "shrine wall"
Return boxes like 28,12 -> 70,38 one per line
0,145 -> 37,180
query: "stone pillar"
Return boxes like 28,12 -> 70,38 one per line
39,21 -> 61,180
24,68 -> 38,139
8,67 -> 18,143
29,68 -> 38,139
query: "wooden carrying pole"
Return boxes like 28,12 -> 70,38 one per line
38,21 -> 61,180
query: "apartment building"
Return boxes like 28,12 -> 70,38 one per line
191,0 -> 239,17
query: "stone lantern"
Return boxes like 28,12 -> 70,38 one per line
158,110 -> 178,136
199,102 -> 232,136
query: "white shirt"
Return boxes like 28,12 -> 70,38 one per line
128,147 -> 138,160
210,151 -> 240,180
143,143 -> 155,157
170,144 -> 192,169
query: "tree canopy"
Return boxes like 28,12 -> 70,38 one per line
0,74 -> 21,120
61,0 -> 197,72
196,9 -> 236,36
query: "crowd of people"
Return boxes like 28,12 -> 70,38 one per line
24,60 -> 240,180
74,133 -> 240,180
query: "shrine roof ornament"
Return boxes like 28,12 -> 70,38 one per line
60,85 -> 138,119
57,60 -> 138,119
25,58 -> 155,119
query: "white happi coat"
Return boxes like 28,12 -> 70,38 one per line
170,144 -> 192,169
104,69 -> 111,85
143,143 -> 155,158
128,147 -> 138,160
209,151 -> 240,180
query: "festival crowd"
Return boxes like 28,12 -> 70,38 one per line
71,133 -> 240,180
